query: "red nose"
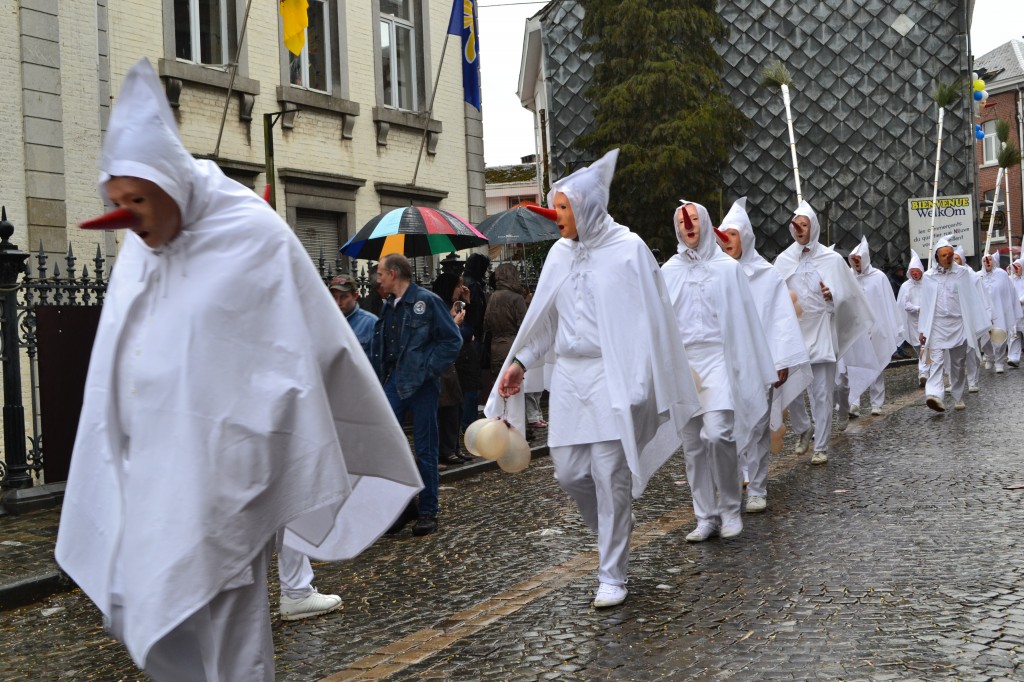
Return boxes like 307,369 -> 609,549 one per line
79,208 -> 141,231
791,220 -> 801,231
682,208 -> 694,230
525,205 -> 557,221
713,227 -> 729,242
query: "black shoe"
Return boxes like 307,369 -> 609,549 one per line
385,504 -> 418,535
412,516 -> 438,536
438,454 -> 462,467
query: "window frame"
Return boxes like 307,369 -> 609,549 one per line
982,120 -> 1000,166
378,0 -> 422,112
174,0 -> 231,66
288,0 -> 333,94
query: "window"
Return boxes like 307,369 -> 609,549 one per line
379,0 -> 418,110
295,209 -> 343,264
174,0 -> 233,65
288,0 -> 331,92
983,120 -> 1000,165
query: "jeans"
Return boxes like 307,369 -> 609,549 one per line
384,376 -> 440,518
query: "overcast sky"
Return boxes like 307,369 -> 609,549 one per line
476,0 -> 1024,168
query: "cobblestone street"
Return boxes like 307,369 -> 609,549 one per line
3,363 -> 1024,680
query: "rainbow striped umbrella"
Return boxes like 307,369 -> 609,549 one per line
341,206 -> 488,260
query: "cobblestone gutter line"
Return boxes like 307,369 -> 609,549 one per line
319,370 -> 929,681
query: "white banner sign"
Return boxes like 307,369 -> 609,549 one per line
908,195 -> 975,259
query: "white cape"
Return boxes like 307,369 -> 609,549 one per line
843,237 -> 902,398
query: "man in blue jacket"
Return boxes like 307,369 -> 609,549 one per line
372,253 -> 462,536
330,274 -> 377,356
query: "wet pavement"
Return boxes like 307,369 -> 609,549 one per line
3,362 -> 1024,680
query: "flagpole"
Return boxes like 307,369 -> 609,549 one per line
213,0 -> 256,158
411,33 -> 452,187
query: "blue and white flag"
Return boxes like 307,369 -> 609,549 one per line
447,0 -> 482,110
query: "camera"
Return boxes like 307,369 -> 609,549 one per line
454,301 -> 466,313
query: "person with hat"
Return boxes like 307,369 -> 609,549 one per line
773,202 -> 873,465
977,251 -> 1022,374
919,237 -> 991,411
330,274 -> 378,356
896,251 -> 929,387
663,200 -> 776,538
716,198 -> 810,514
489,149 -> 700,609
835,236 -> 902,421
55,59 -> 422,680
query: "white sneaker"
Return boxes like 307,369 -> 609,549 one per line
983,359 -> 992,370
870,406 -> 882,416
954,400 -> 966,410
685,521 -> 720,542
720,517 -> 743,538
996,366 -> 1005,374
848,404 -> 861,418
811,450 -> 828,465
592,583 -> 628,608
280,588 -> 343,621
968,385 -> 979,393
794,430 -> 813,455
745,495 -> 767,513
836,412 -> 849,431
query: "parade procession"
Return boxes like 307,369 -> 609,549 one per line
2,0 -> 1024,679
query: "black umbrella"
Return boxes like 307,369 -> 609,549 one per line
476,206 -> 559,244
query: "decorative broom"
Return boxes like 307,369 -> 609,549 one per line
926,80 -> 962,262
761,60 -> 802,207
984,120 -> 1022,256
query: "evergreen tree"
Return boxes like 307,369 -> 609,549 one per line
576,0 -> 745,252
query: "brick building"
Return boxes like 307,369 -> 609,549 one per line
974,39 -> 1024,259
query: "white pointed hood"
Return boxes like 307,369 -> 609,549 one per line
791,200 -> 821,245
849,236 -> 875,276
720,197 -> 760,268
908,250 -> 924,276
547,149 -> 623,251
674,200 -> 721,261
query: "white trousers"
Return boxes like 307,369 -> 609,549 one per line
550,440 -> 632,587
912,345 -> 930,377
927,343 -> 967,402
740,394 -> 771,498
1010,332 -> 1022,364
276,532 -> 314,599
788,362 -> 836,452
966,344 -> 980,386
682,410 -> 741,525
525,392 -> 544,423
981,337 -> 1008,369
138,544 -> 275,681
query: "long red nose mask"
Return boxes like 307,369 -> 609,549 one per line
526,205 -> 557,221
713,226 -> 729,242
791,220 -> 801,232
79,208 -> 141,230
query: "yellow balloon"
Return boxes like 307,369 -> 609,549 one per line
498,428 -> 531,473
974,79 -> 986,91
476,419 -> 511,461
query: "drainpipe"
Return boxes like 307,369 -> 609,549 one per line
1018,86 -> 1024,253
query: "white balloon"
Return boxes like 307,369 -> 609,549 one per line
991,327 -> 1008,345
981,90 -> 989,101
476,419 -> 511,461
463,418 -> 490,456
972,71 -> 979,81
498,427 -> 531,473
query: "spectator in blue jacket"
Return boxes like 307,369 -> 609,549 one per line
372,253 -> 462,536
330,274 -> 377,356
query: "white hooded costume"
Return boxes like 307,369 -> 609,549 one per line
836,236 -> 902,412
978,251 -> 1023,371
896,251 -> 929,378
1009,258 -> 1024,363
661,200 -> 776,529
919,237 -> 992,404
55,60 -> 422,676
484,149 -> 700,589
773,201 -> 873,454
717,198 -> 810,500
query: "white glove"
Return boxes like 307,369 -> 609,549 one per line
904,303 -> 919,313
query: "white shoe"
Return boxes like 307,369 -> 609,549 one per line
848,404 -> 860,418
836,412 -> 849,431
745,495 -> 767,513
720,517 -> 743,538
685,521 -> 720,542
954,400 -> 966,410
870,406 -> 882,416
810,450 -> 828,465
996,366 -> 1005,374
280,588 -> 343,621
926,396 -> 945,412
968,385 -> 979,393
794,430 -> 813,455
592,583 -> 628,608
984,359 -> 992,370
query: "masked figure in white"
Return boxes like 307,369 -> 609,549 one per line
978,251 -> 1022,374
54,60 -> 422,681
716,198 -> 810,513
919,238 -> 991,411
896,251 -> 929,386
1009,259 -> 1024,366
835,237 -> 902,421
953,246 -> 992,392
773,202 -> 872,465
489,150 -> 700,609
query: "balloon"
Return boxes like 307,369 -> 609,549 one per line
974,90 -> 984,101
976,130 -> 986,140
974,79 -> 986,91
991,328 -> 1008,345
497,428 -> 531,473
972,71 -> 979,81
463,418 -> 490,456
981,90 -> 989,101
476,419 -> 510,460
